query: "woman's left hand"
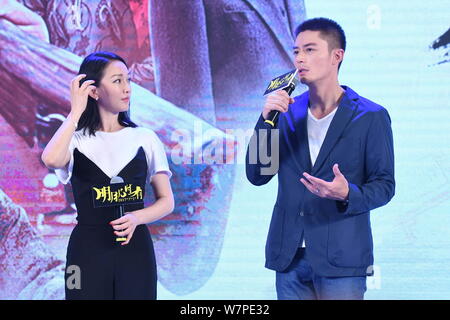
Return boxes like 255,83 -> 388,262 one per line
110,213 -> 141,246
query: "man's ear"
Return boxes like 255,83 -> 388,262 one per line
88,87 -> 99,101
333,48 -> 345,66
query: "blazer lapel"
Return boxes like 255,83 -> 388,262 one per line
283,92 -> 312,173
311,87 -> 358,175
243,0 -> 295,60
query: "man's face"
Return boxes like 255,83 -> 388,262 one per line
293,30 -> 343,85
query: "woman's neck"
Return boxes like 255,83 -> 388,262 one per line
98,109 -> 124,132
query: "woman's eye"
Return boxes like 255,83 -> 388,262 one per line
114,79 -> 121,83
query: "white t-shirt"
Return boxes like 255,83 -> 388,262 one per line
55,126 -> 172,185
307,106 -> 338,166
301,106 -> 338,247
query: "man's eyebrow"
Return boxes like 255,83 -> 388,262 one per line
293,43 -> 318,49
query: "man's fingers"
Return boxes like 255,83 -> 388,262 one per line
300,177 -> 313,187
270,94 -> 291,105
267,104 -> 288,114
270,103 -> 289,112
275,89 -> 291,99
267,97 -> 287,108
302,172 -> 327,187
333,164 -> 343,177
300,178 -> 321,195
300,177 -> 316,192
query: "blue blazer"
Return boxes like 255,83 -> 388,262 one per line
246,86 -> 395,276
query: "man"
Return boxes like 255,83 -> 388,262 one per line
246,17 -> 395,300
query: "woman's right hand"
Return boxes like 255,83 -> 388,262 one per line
70,74 -> 96,118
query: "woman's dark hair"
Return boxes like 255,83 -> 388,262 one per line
77,51 -> 138,136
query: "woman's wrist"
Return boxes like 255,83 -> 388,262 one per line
129,211 -> 143,226
66,112 -> 82,130
65,118 -> 78,130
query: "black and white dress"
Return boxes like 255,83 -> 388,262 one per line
55,126 -> 171,300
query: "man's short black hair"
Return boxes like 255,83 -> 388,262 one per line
295,17 -> 346,69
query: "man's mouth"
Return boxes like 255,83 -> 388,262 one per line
298,68 -> 309,74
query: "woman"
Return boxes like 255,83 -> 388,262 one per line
41,51 -> 174,300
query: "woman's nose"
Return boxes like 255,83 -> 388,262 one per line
124,81 -> 131,93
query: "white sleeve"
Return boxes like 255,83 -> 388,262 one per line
143,129 -> 172,181
54,134 -> 79,185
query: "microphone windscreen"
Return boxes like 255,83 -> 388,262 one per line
110,176 -> 124,184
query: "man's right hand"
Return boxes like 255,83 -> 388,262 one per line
262,89 -> 295,120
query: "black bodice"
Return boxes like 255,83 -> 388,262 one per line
70,146 -> 148,225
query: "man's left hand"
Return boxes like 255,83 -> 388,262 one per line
300,164 -> 349,201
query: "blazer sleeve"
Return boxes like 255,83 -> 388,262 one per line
338,108 -> 395,215
245,114 -> 279,186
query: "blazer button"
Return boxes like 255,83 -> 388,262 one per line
299,211 -> 304,216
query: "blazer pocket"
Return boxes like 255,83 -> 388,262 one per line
265,205 -> 285,261
327,213 -> 373,268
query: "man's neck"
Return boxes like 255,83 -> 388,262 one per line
308,82 -> 345,119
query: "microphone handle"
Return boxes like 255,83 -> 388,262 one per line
116,205 -> 127,242
264,83 -> 296,128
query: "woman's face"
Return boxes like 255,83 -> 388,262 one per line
96,60 -> 131,114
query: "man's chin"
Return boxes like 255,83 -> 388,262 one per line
299,77 -> 310,85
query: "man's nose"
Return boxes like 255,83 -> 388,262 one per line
296,51 -> 306,64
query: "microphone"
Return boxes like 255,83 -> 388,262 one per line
92,176 -> 144,243
110,176 -> 127,242
263,69 -> 298,128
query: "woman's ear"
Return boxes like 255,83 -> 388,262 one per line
88,87 -> 99,101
